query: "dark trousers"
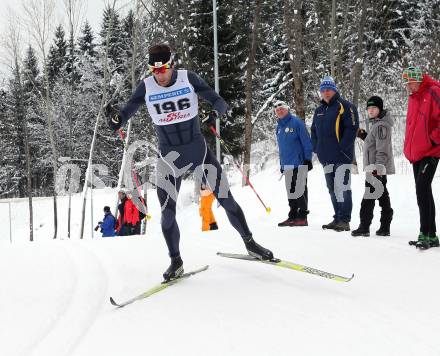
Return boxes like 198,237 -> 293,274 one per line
324,164 -> 352,223
132,222 -> 141,235
118,224 -> 131,236
157,145 -> 252,258
359,175 -> 393,228
413,157 -> 439,236
284,168 -> 308,219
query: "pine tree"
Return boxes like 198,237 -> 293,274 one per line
78,21 -> 96,57
100,6 -> 124,70
47,25 -> 68,85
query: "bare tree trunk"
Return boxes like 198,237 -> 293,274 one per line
330,0 -> 337,77
283,0 -> 305,120
23,108 -> 34,242
351,0 -> 368,108
22,0 -> 58,239
243,0 -> 261,184
7,15 -> 34,241
80,0 -> 118,238
335,0 -> 350,90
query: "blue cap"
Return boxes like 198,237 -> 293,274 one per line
319,76 -> 337,92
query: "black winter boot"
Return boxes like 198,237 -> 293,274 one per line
322,219 -> 338,230
351,225 -> 370,237
163,256 -> 184,281
376,225 -> 390,236
378,209 -> 392,236
243,236 -> 274,260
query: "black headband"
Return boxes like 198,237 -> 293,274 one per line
148,51 -> 172,66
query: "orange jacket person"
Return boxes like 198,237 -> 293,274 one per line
199,185 -> 218,231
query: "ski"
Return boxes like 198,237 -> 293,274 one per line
217,252 -> 354,283
110,265 -> 209,308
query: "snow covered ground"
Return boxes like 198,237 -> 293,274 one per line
1,161 -> 440,356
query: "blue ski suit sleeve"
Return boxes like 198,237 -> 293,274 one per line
297,119 -> 313,161
187,71 -> 229,115
119,82 -> 146,126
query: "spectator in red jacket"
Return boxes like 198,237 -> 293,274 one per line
116,190 -> 140,236
403,66 -> 440,249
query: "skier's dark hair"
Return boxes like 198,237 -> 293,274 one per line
148,44 -> 172,66
148,43 -> 171,55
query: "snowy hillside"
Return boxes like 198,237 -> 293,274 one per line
1,163 -> 440,356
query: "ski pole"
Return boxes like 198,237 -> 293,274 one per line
118,129 -> 152,220
207,125 -> 271,214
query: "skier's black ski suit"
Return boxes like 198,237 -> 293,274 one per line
119,69 -> 252,257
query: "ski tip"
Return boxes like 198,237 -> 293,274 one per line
109,297 -> 122,307
346,273 -> 355,282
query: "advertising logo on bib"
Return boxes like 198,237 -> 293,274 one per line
159,111 -> 191,123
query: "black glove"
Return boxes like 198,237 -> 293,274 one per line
304,160 -> 313,171
357,128 -> 368,141
280,167 -> 284,174
105,103 -> 122,131
202,110 -> 218,128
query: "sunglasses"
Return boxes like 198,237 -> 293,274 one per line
273,103 -> 286,109
148,62 -> 171,74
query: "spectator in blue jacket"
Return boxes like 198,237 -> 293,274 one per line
95,206 -> 116,237
311,76 -> 359,232
275,100 -> 313,227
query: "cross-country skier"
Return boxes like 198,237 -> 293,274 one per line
106,44 -> 274,280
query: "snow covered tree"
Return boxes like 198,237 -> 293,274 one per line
78,21 -> 96,57
47,25 -> 68,85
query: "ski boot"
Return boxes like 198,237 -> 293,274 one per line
209,222 -> 219,230
351,225 -> 370,237
322,219 -> 338,230
163,256 -> 184,281
243,236 -> 274,260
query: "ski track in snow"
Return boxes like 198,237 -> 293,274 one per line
32,243 -> 109,356
0,242 -> 109,356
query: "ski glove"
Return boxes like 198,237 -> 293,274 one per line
105,103 -> 122,131
202,110 -> 219,128
109,114 -> 122,131
304,160 -> 313,171
357,128 -> 368,141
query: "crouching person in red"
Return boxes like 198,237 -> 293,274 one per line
116,190 -> 140,236
403,66 -> 440,249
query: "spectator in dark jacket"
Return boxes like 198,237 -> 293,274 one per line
311,76 -> 359,232
274,100 -> 313,227
352,96 -> 394,237
96,206 -> 116,237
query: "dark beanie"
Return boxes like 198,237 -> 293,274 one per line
366,96 -> 383,112
104,206 -> 111,213
148,44 -> 172,66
